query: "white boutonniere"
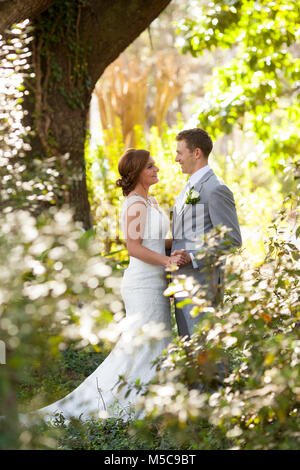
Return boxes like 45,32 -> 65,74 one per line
185,186 -> 201,205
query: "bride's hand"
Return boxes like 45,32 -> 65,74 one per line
165,254 -> 181,270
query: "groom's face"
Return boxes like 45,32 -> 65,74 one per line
175,139 -> 196,175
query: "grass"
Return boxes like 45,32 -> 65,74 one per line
18,341 -> 111,411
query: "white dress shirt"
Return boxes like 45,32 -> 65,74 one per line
175,165 -> 211,210
187,164 -> 211,188
175,165 -> 211,268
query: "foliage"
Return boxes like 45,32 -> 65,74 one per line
176,0 -> 300,170
0,207 -> 125,448
0,21 -> 83,217
18,340 -> 111,410
131,186 -> 300,450
16,412 -> 183,450
0,22 -> 47,211
0,21 -> 123,450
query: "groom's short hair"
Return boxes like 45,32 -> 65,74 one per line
176,128 -> 213,158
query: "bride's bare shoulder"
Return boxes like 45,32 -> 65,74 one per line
123,195 -> 147,213
125,193 -> 146,202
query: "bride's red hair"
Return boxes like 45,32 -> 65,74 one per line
116,148 -> 150,196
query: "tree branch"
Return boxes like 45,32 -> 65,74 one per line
80,0 -> 172,89
0,0 -> 56,33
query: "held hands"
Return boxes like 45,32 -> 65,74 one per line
165,249 -> 191,269
165,253 -> 182,270
172,249 -> 192,268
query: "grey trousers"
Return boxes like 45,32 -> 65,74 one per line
174,296 -> 204,338
173,266 -> 224,338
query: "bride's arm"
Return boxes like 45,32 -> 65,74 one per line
125,201 -> 170,267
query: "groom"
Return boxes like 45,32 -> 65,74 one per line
170,128 -> 242,338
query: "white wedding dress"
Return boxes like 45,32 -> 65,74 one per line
21,195 -> 171,424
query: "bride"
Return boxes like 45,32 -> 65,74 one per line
21,148 -> 181,424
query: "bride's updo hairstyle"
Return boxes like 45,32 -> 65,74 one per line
116,148 -> 150,196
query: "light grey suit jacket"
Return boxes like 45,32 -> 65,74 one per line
171,168 -> 242,336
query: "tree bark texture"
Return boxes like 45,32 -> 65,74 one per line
0,0 -> 56,33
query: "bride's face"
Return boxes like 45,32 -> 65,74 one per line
138,156 -> 159,187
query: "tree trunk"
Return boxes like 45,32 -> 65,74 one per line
16,0 -> 172,229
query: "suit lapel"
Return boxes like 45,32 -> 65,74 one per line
176,199 -> 188,218
173,169 -> 215,236
175,182 -> 190,217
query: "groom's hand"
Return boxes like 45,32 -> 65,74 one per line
171,249 -> 191,268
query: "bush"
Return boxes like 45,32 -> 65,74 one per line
0,23 -> 122,449
133,191 -> 300,450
